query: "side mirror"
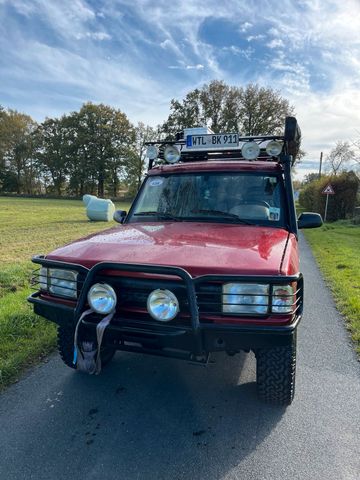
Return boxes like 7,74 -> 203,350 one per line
298,212 -> 323,229
113,210 -> 127,224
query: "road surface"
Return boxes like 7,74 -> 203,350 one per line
0,235 -> 359,479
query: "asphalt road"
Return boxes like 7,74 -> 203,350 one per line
0,235 -> 359,480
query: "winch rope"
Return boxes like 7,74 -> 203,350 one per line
73,308 -> 115,375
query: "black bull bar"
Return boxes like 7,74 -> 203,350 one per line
29,257 -> 303,362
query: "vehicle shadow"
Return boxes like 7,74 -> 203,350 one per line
48,350 -> 286,479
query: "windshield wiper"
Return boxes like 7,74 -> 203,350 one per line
191,209 -> 254,225
133,211 -> 182,221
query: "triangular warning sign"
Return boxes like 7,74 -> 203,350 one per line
322,184 -> 335,195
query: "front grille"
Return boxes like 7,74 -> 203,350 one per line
87,275 -> 302,325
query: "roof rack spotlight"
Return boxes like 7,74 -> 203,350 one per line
164,144 -> 181,164
241,141 -> 260,160
266,140 -> 283,156
146,145 -> 159,160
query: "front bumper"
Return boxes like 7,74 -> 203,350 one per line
29,256 -> 302,360
28,291 -> 301,360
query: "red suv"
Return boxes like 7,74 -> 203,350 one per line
29,117 -> 322,405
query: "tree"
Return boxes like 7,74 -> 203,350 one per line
302,172 -> 320,185
326,141 -> 355,176
161,80 -> 294,137
34,117 -> 72,195
238,84 -> 294,135
0,108 -> 37,193
299,171 -> 359,220
124,122 -> 158,196
70,103 -> 135,197
0,105 -> 7,188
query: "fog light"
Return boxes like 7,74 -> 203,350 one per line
164,145 -> 181,163
266,140 -> 283,156
147,289 -> 179,321
241,141 -> 260,160
88,283 -> 117,314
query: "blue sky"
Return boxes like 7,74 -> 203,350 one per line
0,0 -> 360,178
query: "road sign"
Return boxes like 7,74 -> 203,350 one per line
322,184 -> 335,221
322,184 -> 335,195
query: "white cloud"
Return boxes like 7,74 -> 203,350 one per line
267,38 -> 285,49
160,39 -> 172,49
75,31 -> 112,41
247,34 -> 266,42
222,45 -> 254,60
239,22 -> 252,32
186,64 -> 204,70
168,63 -> 204,70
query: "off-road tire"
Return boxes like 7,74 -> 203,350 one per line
57,325 -> 116,370
256,335 -> 296,406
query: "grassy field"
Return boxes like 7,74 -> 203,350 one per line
0,197 -> 130,389
303,221 -> 360,355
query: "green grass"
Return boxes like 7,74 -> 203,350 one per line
303,221 -> 360,355
0,197 -> 131,389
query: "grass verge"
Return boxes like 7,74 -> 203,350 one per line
303,220 -> 360,355
0,197 -> 130,389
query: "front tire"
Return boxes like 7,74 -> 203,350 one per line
57,325 -> 116,370
256,334 -> 297,405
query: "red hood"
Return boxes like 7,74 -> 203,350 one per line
46,222 -> 294,276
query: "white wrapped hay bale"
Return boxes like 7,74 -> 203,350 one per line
82,194 -> 97,206
85,196 -> 115,222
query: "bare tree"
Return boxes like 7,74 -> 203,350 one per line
326,141 -> 355,175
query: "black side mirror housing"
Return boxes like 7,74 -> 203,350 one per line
298,212 -> 323,229
113,210 -> 127,224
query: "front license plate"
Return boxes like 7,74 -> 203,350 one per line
186,133 -> 239,150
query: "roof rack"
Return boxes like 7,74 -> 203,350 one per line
145,116 -> 301,169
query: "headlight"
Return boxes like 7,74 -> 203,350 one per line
88,283 -> 117,314
39,268 -> 78,299
222,283 -> 269,314
147,289 -> 179,321
272,285 -> 294,313
39,266 -> 48,290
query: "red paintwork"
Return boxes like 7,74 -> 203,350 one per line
40,293 -> 76,307
280,233 -> 299,275
148,160 -> 283,175
46,222 -> 298,277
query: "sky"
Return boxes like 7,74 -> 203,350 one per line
0,0 -> 360,179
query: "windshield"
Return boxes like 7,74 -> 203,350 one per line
128,172 -> 287,227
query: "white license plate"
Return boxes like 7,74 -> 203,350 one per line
186,133 -> 239,150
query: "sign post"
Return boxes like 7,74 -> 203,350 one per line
321,184 -> 335,221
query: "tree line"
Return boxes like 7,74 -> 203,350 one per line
0,81 -> 298,198
0,103 -> 157,197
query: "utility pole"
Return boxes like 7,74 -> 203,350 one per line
318,151 -> 323,178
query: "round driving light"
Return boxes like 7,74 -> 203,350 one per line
88,283 -> 117,314
164,145 -> 181,163
147,289 -> 179,321
241,141 -> 260,160
266,140 -> 283,156
146,145 -> 159,160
